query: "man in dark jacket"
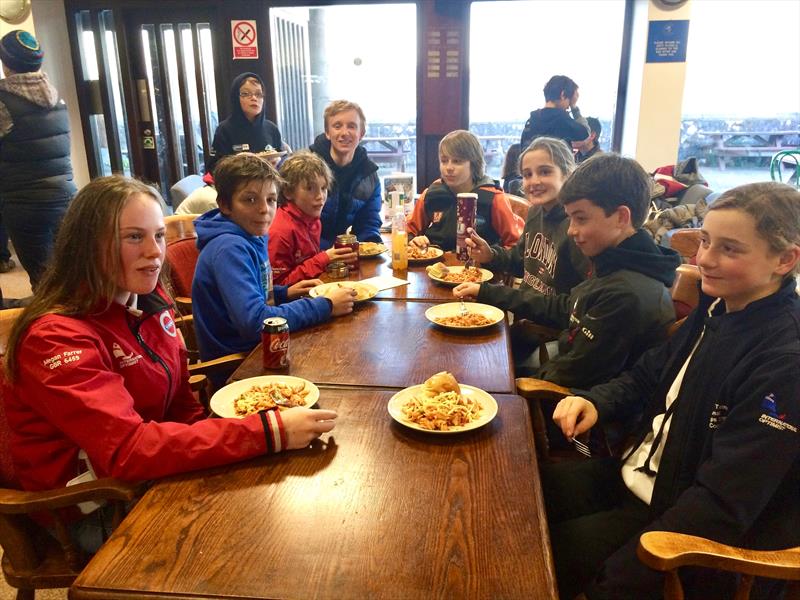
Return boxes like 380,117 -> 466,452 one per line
520,75 -> 591,150
309,100 -> 382,248
0,30 -> 76,290
206,72 -> 283,175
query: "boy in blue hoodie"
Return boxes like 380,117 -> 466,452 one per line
192,153 -> 356,365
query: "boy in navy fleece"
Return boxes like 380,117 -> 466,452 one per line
192,153 -> 355,364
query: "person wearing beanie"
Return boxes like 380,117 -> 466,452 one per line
0,29 -> 76,291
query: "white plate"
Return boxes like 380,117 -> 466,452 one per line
210,376 -> 319,418
407,246 -> 444,263
425,302 -> 504,330
387,384 -> 498,434
426,265 -> 493,287
309,281 -> 379,302
359,242 -> 388,257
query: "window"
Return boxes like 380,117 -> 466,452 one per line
270,4 -> 417,182
679,0 -> 800,191
469,0 -> 626,180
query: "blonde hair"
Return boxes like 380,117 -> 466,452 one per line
279,151 -> 333,205
439,130 -> 485,184
708,182 -> 800,277
323,100 -> 366,136
4,176 -> 165,380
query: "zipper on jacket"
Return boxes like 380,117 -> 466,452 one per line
128,314 -> 173,410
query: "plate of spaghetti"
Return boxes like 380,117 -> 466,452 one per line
387,371 -> 497,433
425,263 -> 493,286
309,281 -> 379,302
210,376 -> 319,418
425,302 -> 504,330
407,245 -> 444,263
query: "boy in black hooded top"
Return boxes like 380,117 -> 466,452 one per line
206,72 -> 283,175
455,154 -> 681,389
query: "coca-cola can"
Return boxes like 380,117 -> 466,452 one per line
456,193 -> 477,262
262,317 -> 289,369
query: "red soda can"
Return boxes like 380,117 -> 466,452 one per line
456,193 -> 477,262
262,317 -> 289,369
334,233 -> 359,267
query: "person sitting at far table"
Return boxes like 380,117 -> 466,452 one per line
454,153 -> 680,389
309,100 -> 383,249
575,117 -> 603,163
2,175 -> 338,554
269,151 -> 358,286
544,182 -> 800,600
408,129 -> 523,252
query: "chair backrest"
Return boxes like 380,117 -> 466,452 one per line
0,309 -> 24,488
166,238 -> 200,300
505,193 -> 530,222
669,228 -> 702,263
170,174 -> 206,210
770,149 -> 800,188
671,264 -> 701,320
164,214 -> 199,245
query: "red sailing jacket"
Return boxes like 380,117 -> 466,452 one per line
268,202 -> 331,285
3,288 -> 282,492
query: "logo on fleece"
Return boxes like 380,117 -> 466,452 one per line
160,312 -> 177,338
758,393 -> 797,433
112,342 -> 142,369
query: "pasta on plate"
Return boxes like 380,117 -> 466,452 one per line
401,372 -> 482,431
233,382 -> 309,416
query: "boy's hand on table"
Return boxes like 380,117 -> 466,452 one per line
410,235 -> 430,250
288,279 -> 323,299
327,286 -> 356,316
552,396 -> 598,439
453,283 -> 480,300
466,228 -> 492,263
281,407 -> 338,449
326,246 -> 358,264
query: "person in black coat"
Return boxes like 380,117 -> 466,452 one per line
520,75 -> 590,150
206,72 -> 283,175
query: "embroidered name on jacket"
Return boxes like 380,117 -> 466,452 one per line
759,393 -> 798,433
42,350 -> 84,370
708,403 -> 728,429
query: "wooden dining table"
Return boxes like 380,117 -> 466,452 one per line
70,388 -> 556,600
70,241 -> 557,599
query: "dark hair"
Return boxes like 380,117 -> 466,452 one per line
501,143 -> 522,180
543,75 -> 578,103
586,117 -> 602,141
560,154 -> 650,227
709,182 -> 800,276
213,153 -> 284,210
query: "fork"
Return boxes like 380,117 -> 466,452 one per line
459,296 -> 469,316
571,437 -> 591,458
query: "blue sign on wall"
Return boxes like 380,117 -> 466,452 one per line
646,20 -> 690,63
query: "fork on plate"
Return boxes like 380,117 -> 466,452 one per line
459,297 -> 469,316
571,437 -> 591,458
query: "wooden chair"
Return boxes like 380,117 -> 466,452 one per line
669,228 -> 702,263
164,213 -> 199,245
638,531 -> 800,600
671,264 -> 701,321
0,310 -> 141,600
505,193 -> 530,222
165,237 -> 199,314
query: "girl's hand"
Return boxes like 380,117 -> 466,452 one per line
410,235 -> 430,250
280,407 -> 337,450
326,246 -> 358,265
465,228 -> 492,263
453,283 -> 480,300
552,396 -> 598,439
287,279 -> 323,299
326,286 -> 356,316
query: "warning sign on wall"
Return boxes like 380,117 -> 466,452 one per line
231,20 -> 258,59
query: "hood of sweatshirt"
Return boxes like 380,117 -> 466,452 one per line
194,209 -> 267,259
593,229 -> 681,287
228,71 -> 268,132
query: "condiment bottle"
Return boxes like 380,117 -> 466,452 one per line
391,211 -> 408,271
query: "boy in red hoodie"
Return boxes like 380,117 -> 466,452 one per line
269,151 -> 357,285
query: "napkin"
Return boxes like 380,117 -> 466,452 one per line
359,275 -> 410,292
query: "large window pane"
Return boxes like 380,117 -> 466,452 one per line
270,4 -> 417,182
679,0 -> 800,190
469,0 -> 625,180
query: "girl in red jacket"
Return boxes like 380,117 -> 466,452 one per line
2,175 -> 337,551
269,151 -> 357,285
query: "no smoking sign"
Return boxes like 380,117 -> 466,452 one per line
231,20 -> 258,59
